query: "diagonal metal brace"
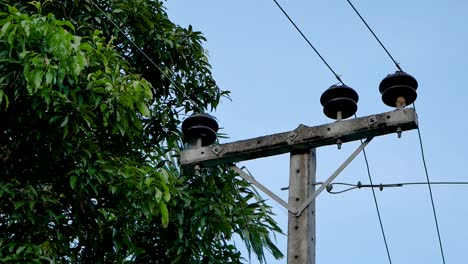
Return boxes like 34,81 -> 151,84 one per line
230,165 -> 294,212
294,137 -> 373,217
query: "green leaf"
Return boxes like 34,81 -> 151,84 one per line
15,245 -> 26,255
45,70 -> 54,85
60,116 -> 69,128
160,202 -> 169,228
1,21 -> 11,37
70,175 -> 78,189
137,101 -> 150,117
7,5 -> 18,14
34,70 -> 44,90
21,20 -> 30,37
14,201 -> 25,210
178,228 -> 183,240
19,50 -> 30,59
110,185 -> 117,194
55,19 -> 75,31
116,123 -> 125,136
155,188 -> 162,203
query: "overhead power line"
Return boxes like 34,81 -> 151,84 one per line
359,141 -> 392,264
271,0 -> 344,85
344,1 -> 446,262
412,104 -> 446,264
345,0 -> 402,71
355,112 -> 392,263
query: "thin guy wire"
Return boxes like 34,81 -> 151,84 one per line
324,182 -> 468,194
272,0 -> 344,84
395,182 -> 468,186
360,140 -> 393,264
345,0 -> 403,71
413,103 -> 446,264
88,0 -> 205,112
328,186 -> 358,194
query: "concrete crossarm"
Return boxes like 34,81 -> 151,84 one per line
180,108 -> 418,167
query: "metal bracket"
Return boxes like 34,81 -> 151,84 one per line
230,165 -> 294,212
368,115 -> 378,127
294,137 -> 373,217
286,132 -> 298,142
212,145 -> 222,155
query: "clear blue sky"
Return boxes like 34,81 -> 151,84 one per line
166,1 -> 468,263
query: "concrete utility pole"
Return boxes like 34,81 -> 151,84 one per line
287,149 -> 316,263
180,107 -> 418,264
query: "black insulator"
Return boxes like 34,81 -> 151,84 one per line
182,113 -> 219,147
320,84 -> 359,120
379,71 -> 418,108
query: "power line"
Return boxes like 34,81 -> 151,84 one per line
271,0 -> 344,84
413,103 -> 446,264
359,142 -> 393,264
353,112 -> 392,263
344,0 -> 402,71
325,181 -> 468,194
345,1 -> 446,261
88,0 -> 207,113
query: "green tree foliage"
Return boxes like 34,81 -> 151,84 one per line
0,1 -> 284,263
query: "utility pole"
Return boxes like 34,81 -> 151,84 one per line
288,149 -> 316,263
180,71 -> 419,264
181,108 -> 417,264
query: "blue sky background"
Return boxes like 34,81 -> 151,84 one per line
166,1 -> 468,263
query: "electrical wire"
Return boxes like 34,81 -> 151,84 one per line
359,138 -> 393,264
271,0 -> 344,84
351,112 -> 392,263
412,103 -> 446,264
88,0 -> 207,113
345,0 -> 402,71
345,1 -> 447,261
322,181 -> 468,194
327,186 -> 358,194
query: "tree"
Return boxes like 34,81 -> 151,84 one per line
0,1 -> 284,263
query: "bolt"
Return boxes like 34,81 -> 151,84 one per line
194,164 -> 201,176
212,146 -> 222,155
396,96 -> 406,109
396,127 -> 402,138
337,139 -> 342,149
336,111 -> 343,121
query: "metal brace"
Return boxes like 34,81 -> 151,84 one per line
294,137 -> 373,217
231,137 -> 372,216
230,165 -> 294,212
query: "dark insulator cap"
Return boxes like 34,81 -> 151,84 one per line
182,113 -> 219,147
379,71 -> 418,107
320,84 -> 359,120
